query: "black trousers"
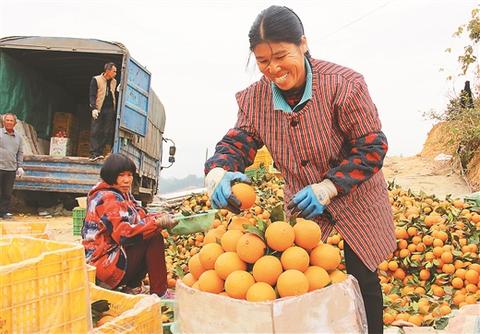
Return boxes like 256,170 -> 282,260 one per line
90,106 -> 115,156
344,241 -> 383,334
0,170 -> 16,215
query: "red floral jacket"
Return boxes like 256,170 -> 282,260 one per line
81,181 -> 160,288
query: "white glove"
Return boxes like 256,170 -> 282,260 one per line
287,179 -> 338,219
16,167 -> 25,178
91,109 -> 100,119
310,179 -> 338,206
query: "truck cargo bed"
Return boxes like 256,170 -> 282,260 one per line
15,155 -> 101,193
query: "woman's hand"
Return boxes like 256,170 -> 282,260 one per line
155,213 -> 178,229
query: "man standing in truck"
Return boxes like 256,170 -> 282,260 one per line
0,113 -> 24,219
89,62 -> 117,162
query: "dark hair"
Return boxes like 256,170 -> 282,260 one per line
104,62 -> 116,71
248,5 -> 310,58
100,153 -> 136,185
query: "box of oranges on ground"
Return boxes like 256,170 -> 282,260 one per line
174,218 -> 368,333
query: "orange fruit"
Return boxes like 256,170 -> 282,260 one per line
399,249 -> 410,258
304,266 -> 330,291
387,261 -> 399,271
441,251 -> 454,264
214,252 -> 247,280
96,315 -> 115,327
276,269 -> 309,298
393,268 -> 406,280
378,261 -> 389,271
204,227 -> 225,244
465,269 -> 479,284
383,313 -> 395,325
199,243 -> 224,269
265,221 -> 295,251
453,293 -> 465,305
224,270 -> 255,299
439,305 -> 451,316
246,282 -> 277,302
281,246 -> 310,272
231,183 -> 256,210
451,277 -> 464,289
419,269 -> 430,281
228,216 -> 253,231
182,273 -> 197,287
293,219 -> 321,250
432,286 -> 445,297
469,263 -> 480,273
252,255 -> 283,286
408,314 -> 423,326
191,281 -> 200,290
188,254 -> 206,279
455,268 -> 467,279
329,269 -> 347,283
198,270 -> 224,294
310,243 -> 341,271
236,233 -> 266,263
220,230 -> 244,251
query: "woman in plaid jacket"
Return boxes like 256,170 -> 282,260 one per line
205,6 -> 396,333
82,153 -> 176,296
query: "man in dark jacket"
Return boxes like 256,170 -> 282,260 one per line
89,62 -> 117,161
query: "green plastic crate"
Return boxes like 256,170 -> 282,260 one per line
162,299 -> 175,334
72,207 -> 86,236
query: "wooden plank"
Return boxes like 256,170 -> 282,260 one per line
18,176 -> 97,185
24,165 -> 100,174
23,155 -> 103,165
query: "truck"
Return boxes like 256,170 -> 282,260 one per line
0,36 -> 172,205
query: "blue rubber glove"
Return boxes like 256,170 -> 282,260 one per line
206,168 -> 250,214
287,179 -> 338,219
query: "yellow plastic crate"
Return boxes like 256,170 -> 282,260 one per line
246,146 -> 274,171
0,221 -> 47,236
0,237 -> 92,333
90,284 -> 163,333
87,264 -> 96,284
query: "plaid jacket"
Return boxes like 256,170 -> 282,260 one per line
82,181 -> 159,288
205,58 -> 396,271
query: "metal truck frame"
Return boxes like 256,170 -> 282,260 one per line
0,36 -> 166,204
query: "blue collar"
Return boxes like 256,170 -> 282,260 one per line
271,58 -> 312,113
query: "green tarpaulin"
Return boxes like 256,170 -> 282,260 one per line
0,52 -> 75,138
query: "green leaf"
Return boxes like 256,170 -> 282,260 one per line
434,317 -> 449,330
270,204 -> 285,222
244,225 -> 265,241
256,219 -> 267,234
173,264 -> 185,278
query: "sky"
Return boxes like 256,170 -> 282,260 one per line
0,0 -> 477,179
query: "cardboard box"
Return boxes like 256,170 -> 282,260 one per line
52,112 -> 76,137
49,137 -> 72,157
175,275 -> 367,334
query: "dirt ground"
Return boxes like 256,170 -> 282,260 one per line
2,155 -> 473,244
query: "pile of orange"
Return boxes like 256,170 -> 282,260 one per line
182,218 -> 346,301
378,187 -> 480,327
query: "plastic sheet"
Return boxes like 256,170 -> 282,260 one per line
175,274 -> 367,333
90,284 -> 163,333
170,210 -> 216,235
0,237 -> 92,333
